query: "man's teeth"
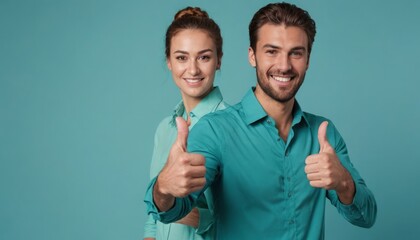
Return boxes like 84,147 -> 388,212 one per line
185,78 -> 202,83
272,76 -> 291,82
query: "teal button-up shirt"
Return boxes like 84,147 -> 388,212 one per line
144,87 -> 228,240
145,88 -> 377,240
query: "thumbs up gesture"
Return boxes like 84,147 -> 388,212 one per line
156,117 -> 207,198
304,121 -> 355,204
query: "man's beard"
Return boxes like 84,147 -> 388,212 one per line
256,71 -> 305,103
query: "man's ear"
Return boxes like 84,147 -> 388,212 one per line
306,54 -> 310,70
248,47 -> 256,67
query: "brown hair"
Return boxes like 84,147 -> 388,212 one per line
165,7 -> 223,62
249,2 -> 316,54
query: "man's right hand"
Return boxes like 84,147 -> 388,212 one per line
153,117 -> 207,211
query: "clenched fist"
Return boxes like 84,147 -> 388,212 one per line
304,121 -> 355,204
153,117 -> 207,211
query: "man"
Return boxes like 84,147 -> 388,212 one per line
145,2 -> 377,239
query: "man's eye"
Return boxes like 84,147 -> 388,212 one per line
266,50 -> 276,55
290,51 -> 304,58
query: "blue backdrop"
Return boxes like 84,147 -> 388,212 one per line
1,0 -> 419,239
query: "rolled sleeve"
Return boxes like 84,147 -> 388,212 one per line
334,180 -> 377,228
144,176 -> 197,224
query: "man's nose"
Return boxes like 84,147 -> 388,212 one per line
276,54 -> 292,72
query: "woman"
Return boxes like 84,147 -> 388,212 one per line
143,6 -> 227,240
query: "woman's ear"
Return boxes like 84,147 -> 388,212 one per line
216,54 -> 223,70
166,58 -> 172,71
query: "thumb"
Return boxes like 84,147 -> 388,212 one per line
318,121 -> 332,152
175,117 -> 189,151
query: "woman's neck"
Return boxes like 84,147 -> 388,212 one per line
180,87 -> 213,118
182,95 -> 201,117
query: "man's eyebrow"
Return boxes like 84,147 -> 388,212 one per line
290,46 -> 306,51
262,44 -> 280,49
262,44 -> 307,52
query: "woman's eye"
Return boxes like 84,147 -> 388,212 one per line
176,56 -> 187,61
198,55 -> 211,61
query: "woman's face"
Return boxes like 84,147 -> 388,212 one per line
167,29 -> 220,101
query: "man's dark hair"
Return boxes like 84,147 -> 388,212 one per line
249,2 -> 316,54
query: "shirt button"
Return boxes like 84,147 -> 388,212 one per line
289,220 -> 295,224
266,120 -> 271,124
288,192 -> 292,198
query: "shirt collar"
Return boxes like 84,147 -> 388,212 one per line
241,87 -> 308,127
190,86 -> 223,119
169,86 -> 224,126
291,100 -> 308,127
241,88 -> 268,125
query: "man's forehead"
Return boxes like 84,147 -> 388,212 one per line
255,24 -> 308,49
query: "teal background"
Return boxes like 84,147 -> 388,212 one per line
1,0 -> 419,239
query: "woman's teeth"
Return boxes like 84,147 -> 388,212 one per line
185,78 -> 203,83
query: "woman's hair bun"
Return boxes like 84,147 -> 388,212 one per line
174,7 -> 209,20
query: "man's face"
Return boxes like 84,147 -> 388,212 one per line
249,24 -> 309,104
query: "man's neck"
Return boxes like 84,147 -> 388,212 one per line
254,86 -> 294,141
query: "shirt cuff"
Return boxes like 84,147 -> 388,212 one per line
332,178 -> 377,228
144,176 -> 186,224
337,181 -> 365,217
